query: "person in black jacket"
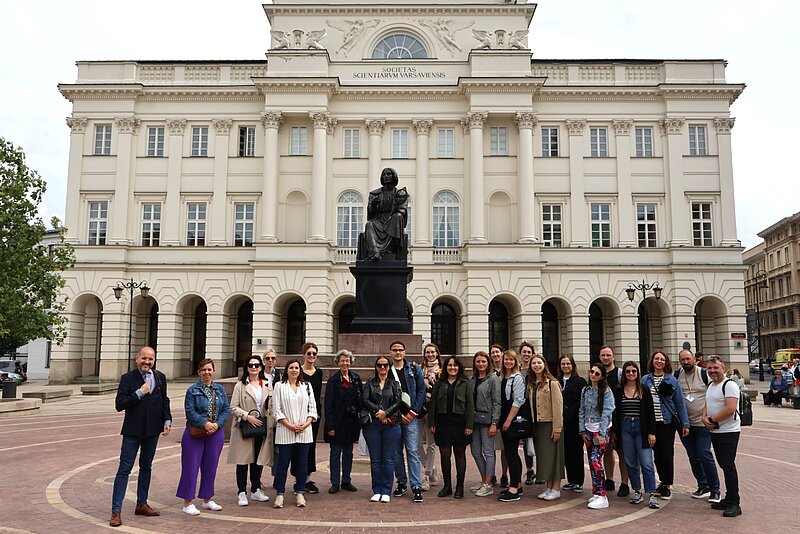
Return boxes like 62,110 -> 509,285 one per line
558,354 -> 588,493
613,361 -> 659,509
110,347 -> 172,527
325,349 -> 362,494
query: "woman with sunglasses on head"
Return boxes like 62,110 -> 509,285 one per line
227,355 -> 273,506
579,363 -> 615,509
419,343 -> 442,490
469,351 -> 501,497
614,361 -> 659,509
428,356 -> 475,499
528,354 -> 565,500
262,349 -> 281,387
272,358 -> 318,508
324,349 -> 362,494
558,354 -> 587,494
296,342 -> 323,494
641,350 -> 689,501
361,355 -> 403,503
498,349 -> 527,502
489,343 -> 508,488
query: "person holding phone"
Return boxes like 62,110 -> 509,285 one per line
579,364 -> 615,509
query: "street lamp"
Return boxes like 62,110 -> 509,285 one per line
112,278 -> 150,371
625,280 -> 662,302
753,269 -> 768,382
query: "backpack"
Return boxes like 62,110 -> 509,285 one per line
674,368 -> 709,386
721,379 -> 752,427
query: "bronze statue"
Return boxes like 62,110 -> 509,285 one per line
358,167 -> 409,261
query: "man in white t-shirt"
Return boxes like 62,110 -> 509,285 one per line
701,356 -> 741,518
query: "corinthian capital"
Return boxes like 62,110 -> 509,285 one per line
413,119 -> 433,136
327,118 -> 338,135
261,111 -> 283,129
65,117 -> 87,133
309,112 -> 331,129
166,119 -> 187,135
212,119 -> 233,135
514,112 -> 538,130
612,119 -> 633,136
659,118 -> 684,135
115,117 -> 141,134
714,117 -> 735,134
365,119 -> 385,135
465,112 -> 488,130
566,119 -> 587,136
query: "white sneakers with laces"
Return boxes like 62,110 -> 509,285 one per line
202,501 -> 222,511
238,492 -> 249,506
182,504 -> 200,516
251,488 -> 270,502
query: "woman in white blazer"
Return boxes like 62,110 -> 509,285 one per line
271,358 -> 318,508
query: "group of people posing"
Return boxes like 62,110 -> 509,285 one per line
108,341 -> 743,527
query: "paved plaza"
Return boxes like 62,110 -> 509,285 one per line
1,378 -> 797,533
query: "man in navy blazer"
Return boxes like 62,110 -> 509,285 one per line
110,346 -> 172,527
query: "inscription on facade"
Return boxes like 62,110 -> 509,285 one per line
352,66 -> 446,80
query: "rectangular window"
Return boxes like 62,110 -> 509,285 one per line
343,128 -> 360,158
636,203 -> 657,248
186,203 -> 206,246
238,126 -> 256,157
691,202 -> 713,247
541,205 -> 563,247
191,126 -> 208,156
590,203 -> 611,248
233,202 -> 255,246
541,127 -> 558,157
392,128 -> 409,158
590,127 -> 608,157
777,250 -> 782,266
785,246 -> 790,263
688,124 -> 707,155
635,127 -> 653,157
490,127 -> 508,155
141,203 -> 161,247
290,126 -> 308,155
778,278 -> 784,297
87,201 -> 108,245
438,128 -> 455,158
94,124 -> 112,155
147,127 -> 164,157
787,276 -> 792,294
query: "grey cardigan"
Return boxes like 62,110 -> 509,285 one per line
470,373 -> 501,426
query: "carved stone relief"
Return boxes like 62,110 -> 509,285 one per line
115,117 -> 141,134
212,119 -> 233,136
566,120 -> 587,136
714,118 -> 735,134
612,120 -> 633,136
514,112 -> 538,130
471,29 -> 528,50
326,19 -> 380,57
261,112 -> 283,130
418,19 -> 474,56
271,29 -> 328,50
365,119 -> 386,136
659,118 -> 685,135
166,119 -> 187,136
66,117 -> 87,133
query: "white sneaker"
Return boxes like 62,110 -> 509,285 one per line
237,492 -> 248,506
470,482 -> 484,492
537,489 -> 550,499
544,490 -> 561,501
588,494 -> 600,503
380,494 -> 390,503
475,484 -> 494,497
370,493 -> 381,502
251,488 -> 270,502
273,495 -> 284,508
182,503 -> 200,516
296,494 -> 306,507
588,495 -> 609,509
421,476 -> 431,491
202,500 -> 222,511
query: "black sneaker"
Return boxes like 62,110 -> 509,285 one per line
328,484 -> 340,494
305,481 -> 320,494
517,487 -> 524,496
723,504 -> 742,517
498,491 -> 521,502
617,483 -> 630,497
659,486 -> 671,500
525,471 -> 535,485
605,479 -> 616,491
491,476 -> 497,486
691,487 -> 710,499
393,483 -> 407,497
499,476 -> 509,488
653,483 -> 664,496
708,491 -> 722,504
711,499 -> 729,510
412,487 -> 423,503
341,482 -> 358,492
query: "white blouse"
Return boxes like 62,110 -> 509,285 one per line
272,381 -> 318,445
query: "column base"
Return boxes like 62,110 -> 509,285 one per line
258,236 -> 279,244
467,237 -> 488,244
518,236 -> 540,244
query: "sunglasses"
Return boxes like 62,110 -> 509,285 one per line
264,357 -> 276,361
306,351 -> 317,356
589,370 -> 602,377
625,369 -> 638,374
376,363 -> 390,368
247,363 -> 262,369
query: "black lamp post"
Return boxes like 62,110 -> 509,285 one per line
112,278 -> 150,371
754,269 -> 768,382
625,280 -> 662,303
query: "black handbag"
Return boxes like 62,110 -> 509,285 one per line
358,409 -> 373,428
240,409 -> 267,439
502,377 -> 535,440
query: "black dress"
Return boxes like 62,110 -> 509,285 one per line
433,380 -> 471,447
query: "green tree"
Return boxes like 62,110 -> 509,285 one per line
0,138 -> 75,355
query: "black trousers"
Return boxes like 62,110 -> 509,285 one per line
503,436 -> 523,488
563,420 -> 585,486
653,421 -> 676,485
710,432 -> 740,505
236,434 -> 265,493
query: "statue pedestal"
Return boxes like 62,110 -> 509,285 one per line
337,333 -> 422,356
349,260 -> 413,333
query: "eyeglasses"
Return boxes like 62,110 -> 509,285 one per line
390,348 -> 405,352
305,351 -> 317,356
376,363 -> 390,368
625,369 -> 638,374
247,363 -> 262,369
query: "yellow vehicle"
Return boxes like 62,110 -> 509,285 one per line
772,348 -> 800,370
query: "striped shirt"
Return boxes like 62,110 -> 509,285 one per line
620,393 -> 641,418
649,375 -> 664,422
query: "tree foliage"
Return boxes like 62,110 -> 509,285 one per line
0,138 -> 75,355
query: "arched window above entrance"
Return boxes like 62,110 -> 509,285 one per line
372,34 -> 428,59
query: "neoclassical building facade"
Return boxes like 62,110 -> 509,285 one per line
52,0 -> 748,382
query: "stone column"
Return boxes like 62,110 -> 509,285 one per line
566,312 -> 591,370
64,117 -> 87,244
110,117 -> 140,245
660,118 -> 689,247
615,310 -> 640,363
309,112 -> 330,242
567,120 -> 588,247
209,119 -> 232,246
466,112 -> 488,243
515,112 -> 538,243
205,311 -> 233,377
413,119 -> 433,246
163,119 -> 186,246
715,118 -> 740,246
613,119 -> 636,247
152,311 -> 185,379
366,119 -> 385,192
260,112 -> 282,242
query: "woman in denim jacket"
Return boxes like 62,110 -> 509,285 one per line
579,364 -> 615,509
640,350 -> 689,500
177,358 -> 230,516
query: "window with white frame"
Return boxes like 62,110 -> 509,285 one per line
392,128 -> 409,158
233,202 -> 255,246
141,203 -> 161,247
590,203 -> 611,248
636,203 -> 657,248
691,202 -> 713,247
290,126 -> 307,155
191,126 -> 208,157
335,191 -> 364,247
343,128 -> 360,158
87,201 -> 108,245
238,126 -> 256,157
438,128 -> 454,158
490,127 -> 508,155
147,127 -> 164,157
635,127 -> 653,157
590,127 -> 608,157
433,191 -> 460,247
541,127 -> 558,157
541,204 -> 563,247
186,202 -> 207,246
688,125 -> 707,156
94,124 -> 112,155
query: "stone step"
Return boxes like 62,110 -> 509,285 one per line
0,397 -> 42,417
22,387 -> 74,403
81,383 -> 118,396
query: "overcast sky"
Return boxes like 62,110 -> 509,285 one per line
0,0 -> 796,250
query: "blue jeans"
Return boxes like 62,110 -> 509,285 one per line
112,435 -> 159,512
680,425 -> 720,492
620,418 -> 657,493
329,442 -> 354,485
364,421 -> 401,495
274,443 -> 310,495
394,418 -> 422,489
